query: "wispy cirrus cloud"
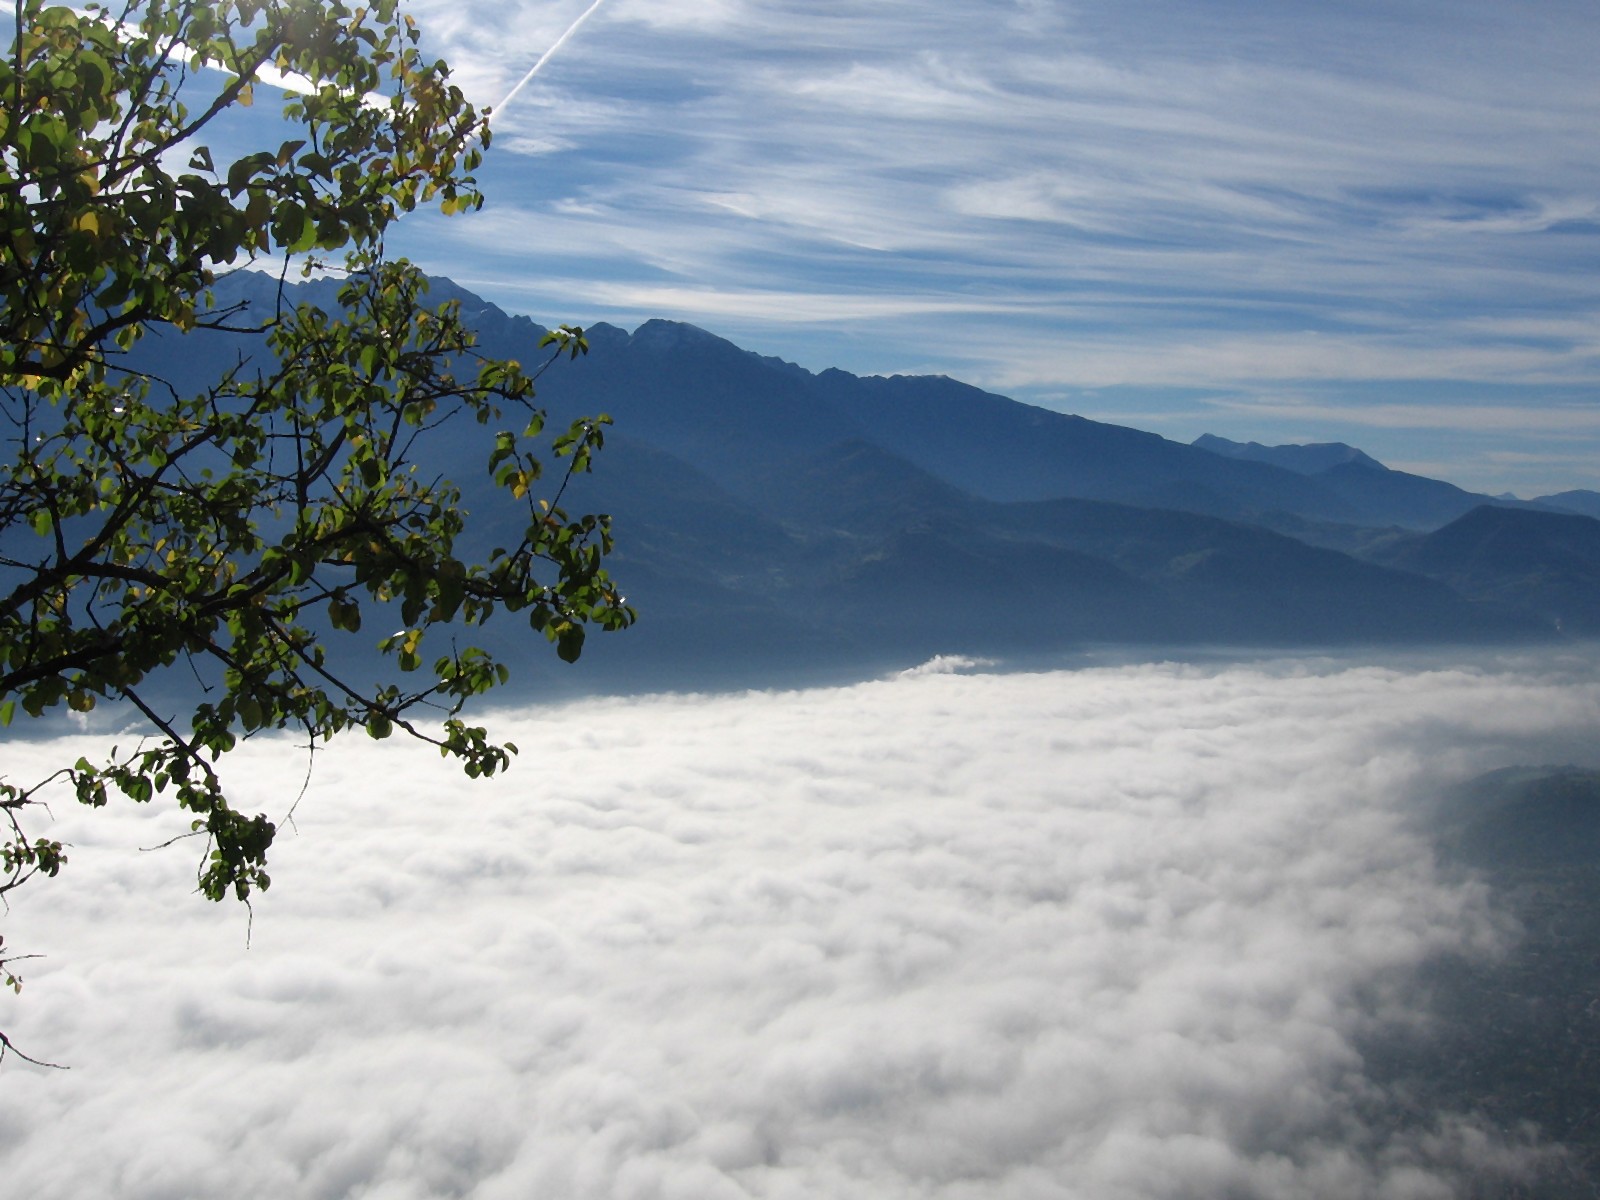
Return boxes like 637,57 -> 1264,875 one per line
372,0 -> 1600,494
1206,398 -> 1600,434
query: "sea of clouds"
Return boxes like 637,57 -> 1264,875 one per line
3,653 -> 1600,1199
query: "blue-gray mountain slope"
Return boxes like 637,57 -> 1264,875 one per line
112,273 -> 1594,692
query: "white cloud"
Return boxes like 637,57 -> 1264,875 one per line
983,330 -> 1600,392
540,281 -> 1030,323
368,0 -> 1600,496
4,654 -> 1599,1197
1201,398 -> 1600,435
896,654 -> 997,678
1397,195 -> 1600,238
36,0 -> 1599,486
402,0 -> 615,105
605,0 -> 749,33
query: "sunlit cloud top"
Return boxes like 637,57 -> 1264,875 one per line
7,656 -> 1600,1195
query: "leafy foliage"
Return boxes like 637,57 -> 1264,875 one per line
0,0 -> 631,1026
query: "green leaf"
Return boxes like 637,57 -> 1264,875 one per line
0,0 -> 628,976
555,623 -> 585,664
273,203 -> 310,250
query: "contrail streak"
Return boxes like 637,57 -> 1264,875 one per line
495,0 -> 609,119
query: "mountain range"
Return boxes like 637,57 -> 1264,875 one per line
124,272 -> 1600,693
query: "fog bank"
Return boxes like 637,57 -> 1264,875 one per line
3,654 -> 1599,1198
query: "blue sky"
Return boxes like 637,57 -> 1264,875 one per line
319,2 -> 1600,495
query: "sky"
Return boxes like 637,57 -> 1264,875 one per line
322,0 -> 1599,499
4,654 -> 1600,1197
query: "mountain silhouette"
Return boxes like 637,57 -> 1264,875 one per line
1365,506 -> 1600,636
108,272 -> 1593,690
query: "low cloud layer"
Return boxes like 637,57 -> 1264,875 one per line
4,654 -> 1599,1198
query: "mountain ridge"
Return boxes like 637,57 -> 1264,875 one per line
114,271 -> 1598,691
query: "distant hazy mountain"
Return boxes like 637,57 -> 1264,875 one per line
1363,506 -> 1600,636
1537,490 -> 1600,520
543,436 -> 1545,691
1193,431 -> 1518,529
108,272 -> 1594,690
523,317 -> 1546,534
1193,433 -> 1387,474
486,318 -> 1366,526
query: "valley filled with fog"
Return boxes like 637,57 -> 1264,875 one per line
5,651 -> 1599,1199
9,1 -> 1600,1196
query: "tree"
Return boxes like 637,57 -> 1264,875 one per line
0,0 -> 632,1048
